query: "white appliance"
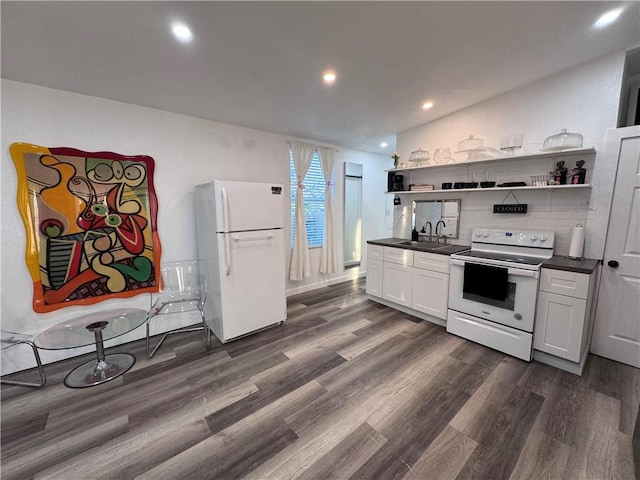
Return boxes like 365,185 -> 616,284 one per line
447,228 -> 555,361
195,180 -> 287,343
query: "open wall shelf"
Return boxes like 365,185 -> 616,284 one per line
386,147 -> 596,173
386,184 -> 592,195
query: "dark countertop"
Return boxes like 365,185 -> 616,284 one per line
542,255 -> 601,274
367,238 -> 469,256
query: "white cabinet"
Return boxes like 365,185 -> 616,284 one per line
382,246 -> 414,307
533,265 -> 600,375
411,250 -> 450,319
366,258 -> 383,297
383,247 -> 414,265
413,250 -> 449,274
367,244 -> 383,261
411,268 -> 449,319
383,262 -> 412,307
366,243 -> 452,325
366,245 -> 384,297
535,291 -> 587,362
539,268 -> 590,298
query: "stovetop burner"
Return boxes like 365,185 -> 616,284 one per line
454,250 -> 547,266
451,228 -> 556,269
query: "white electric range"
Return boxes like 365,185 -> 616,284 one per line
447,228 -> 555,361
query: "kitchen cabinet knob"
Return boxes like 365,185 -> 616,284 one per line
607,260 -> 619,268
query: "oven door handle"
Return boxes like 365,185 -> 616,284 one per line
450,258 -> 539,278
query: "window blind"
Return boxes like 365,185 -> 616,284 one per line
290,151 -> 333,247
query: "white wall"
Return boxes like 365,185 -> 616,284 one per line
395,52 -> 626,259
0,79 -> 391,373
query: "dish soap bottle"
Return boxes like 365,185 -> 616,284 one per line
411,228 -> 419,241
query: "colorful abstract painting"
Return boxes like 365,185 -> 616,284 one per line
10,143 -> 162,313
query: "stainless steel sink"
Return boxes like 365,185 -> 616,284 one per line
396,241 -> 443,250
429,244 -> 464,254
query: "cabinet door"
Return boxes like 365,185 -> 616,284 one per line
534,291 -> 587,362
411,268 -> 449,319
366,258 -> 383,298
383,263 -> 412,307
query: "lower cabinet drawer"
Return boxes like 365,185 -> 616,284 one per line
540,268 -> 590,299
446,310 -> 533,361
383,246 -> 414,266
413,251 -> 450,274
367,244 -> 383,260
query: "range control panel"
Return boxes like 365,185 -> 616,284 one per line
471,228 -> 555,248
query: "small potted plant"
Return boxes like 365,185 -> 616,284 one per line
391,152 -> 400,168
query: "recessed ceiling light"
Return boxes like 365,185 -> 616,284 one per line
172,23 -> 193,42
594,8 -> 623,28
323,71 -> 337,84
422,101 -> 434,110
381,142 -> 388,148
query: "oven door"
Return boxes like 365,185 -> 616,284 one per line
448,258 -> 539,332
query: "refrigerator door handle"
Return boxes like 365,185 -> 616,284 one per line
233,234 -> 275,242
221,188 -> 231,275
221,187 -> 231,232
224,233 -> 231,276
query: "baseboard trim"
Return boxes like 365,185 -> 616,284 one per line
533,348 -> 589,376
367,295 -> 446,327
286,271 -> 365,296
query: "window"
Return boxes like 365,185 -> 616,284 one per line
290,151 -> 333,247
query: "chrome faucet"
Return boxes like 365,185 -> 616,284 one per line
422,221 -> 433,242
435,220 -> 447,244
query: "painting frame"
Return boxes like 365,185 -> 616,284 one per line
10,143 -> 162,313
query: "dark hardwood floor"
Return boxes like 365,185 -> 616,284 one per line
2,278 -> 639,479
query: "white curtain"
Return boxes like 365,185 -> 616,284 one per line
289,141 -> 315,281
317,146 -> 338,274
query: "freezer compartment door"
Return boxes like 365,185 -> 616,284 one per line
214,180 -> 285,232
217,229 -> 287,341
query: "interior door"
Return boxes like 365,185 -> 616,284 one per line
591,126 -> 640,368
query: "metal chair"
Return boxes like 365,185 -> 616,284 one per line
146,260 -> 210,358
1,330 -> 47,387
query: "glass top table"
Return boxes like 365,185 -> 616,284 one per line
35,308 -> 148,388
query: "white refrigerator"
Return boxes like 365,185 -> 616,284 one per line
195,180 -> 287,343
